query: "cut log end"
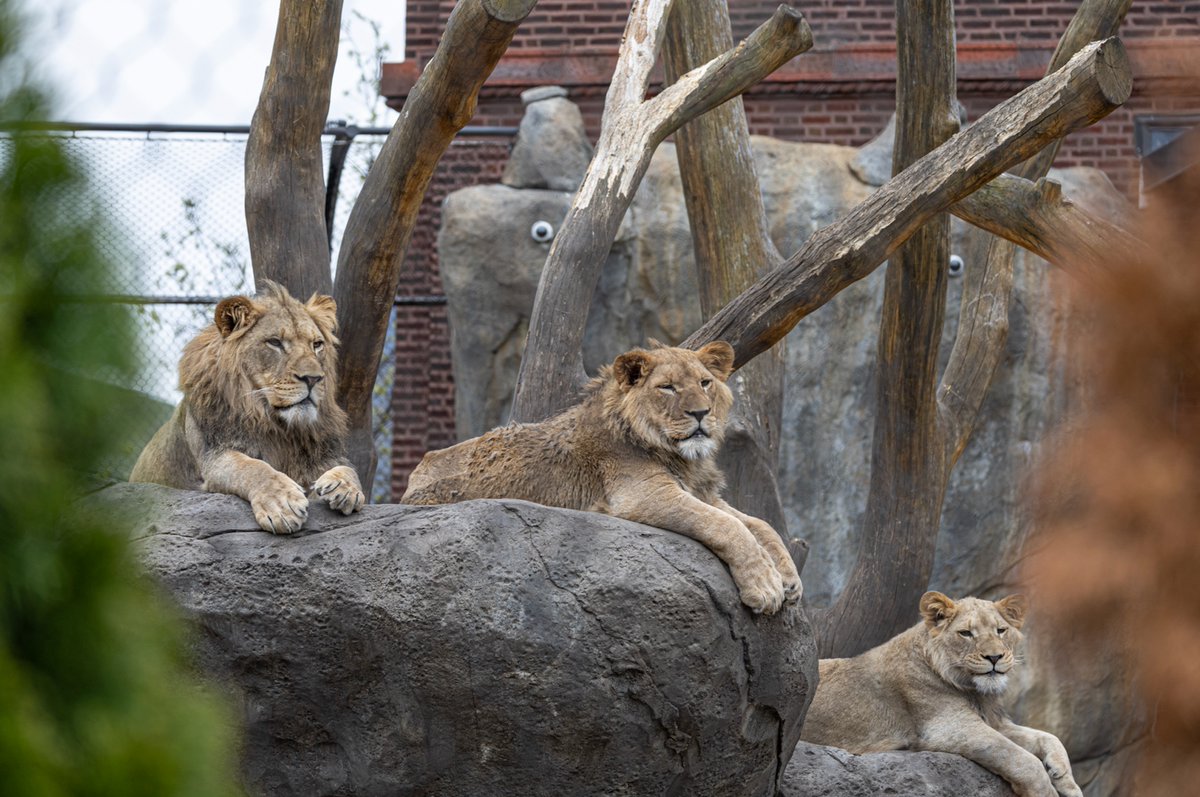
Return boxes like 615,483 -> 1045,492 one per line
765,5 -> 815,54
481,0 -> 539,24
1094,37 -> 1133,106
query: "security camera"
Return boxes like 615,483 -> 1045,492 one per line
530,220 -> 555,243
948,254 -> 964,277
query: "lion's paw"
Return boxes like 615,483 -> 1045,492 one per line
770,551 -> 803,606
731,551 -> 786,615
312,465 -> 365,515
250,474 -> 309,534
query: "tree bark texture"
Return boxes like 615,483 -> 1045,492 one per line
938,0 -> 1133,465
951,173 -> 1142,280
509,2 -> 813,424
662,0 -> 791,539
332,0 -> 538,481
683,38 -> 1132,369
245,0 -> 344,299
812,0 -> 959,658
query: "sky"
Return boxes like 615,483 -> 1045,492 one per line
21,0 -> 406,125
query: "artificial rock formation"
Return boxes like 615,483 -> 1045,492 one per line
110,483 -> 816,797
437,91 -> 1134,795
781,742 -> 1013,796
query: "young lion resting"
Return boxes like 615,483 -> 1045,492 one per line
801,592 -> 1082,797
402,341 -> 801,615
130,281 -> 365,533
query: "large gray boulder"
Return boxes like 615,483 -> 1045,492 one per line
109,483 -> 817,797
782,742 -> 1014,796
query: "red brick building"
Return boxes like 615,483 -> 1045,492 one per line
380,0 -> 1200,498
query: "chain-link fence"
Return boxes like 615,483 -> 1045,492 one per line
0,122 -> 514,502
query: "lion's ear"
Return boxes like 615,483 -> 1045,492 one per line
215,296 -> 258,338
995,594 -> 1028,629
613,350 -> 652,389
697,341 -> 735,381
306,293 -> 339,334
920,591 -> 957,628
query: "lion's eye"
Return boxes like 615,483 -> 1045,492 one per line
997,627 -> 1007,635
700,379 -> 712,389
957,629 -> 973,638
313,339 -> 325,352
658,384 -> 677,394
266,338 -> 284,350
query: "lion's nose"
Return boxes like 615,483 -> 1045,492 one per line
984,654 -> 1003,665
298,374 -> 323,389
686,408 -> 709,423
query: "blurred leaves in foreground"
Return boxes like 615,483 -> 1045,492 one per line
0,2 -> 241,794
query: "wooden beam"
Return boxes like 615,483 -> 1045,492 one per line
331,0 -> 539,481
683,38 -> 1133,366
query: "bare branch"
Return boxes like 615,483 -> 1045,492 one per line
951,173 -> 1142,279
510,2 -> 813,423
937,0 -> 1133,465
332,0 -> 538,480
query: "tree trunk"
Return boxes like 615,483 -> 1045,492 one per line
812,0 -> 959,658
662,0 -> 791,539
938,0 -> 1133,465
510,2 -> 813,424
683,38 -> 1132,365
245,0 -> 343,299
332,0 -> 539,483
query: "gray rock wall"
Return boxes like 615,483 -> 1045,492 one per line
112,483 -> 817,797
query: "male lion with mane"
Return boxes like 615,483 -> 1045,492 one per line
402,341 -> 801,615
130,281 -> 365,533
801,591 -> 1082,797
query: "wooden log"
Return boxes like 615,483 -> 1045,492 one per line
244,0 -> 344,299
332,0 -> 538,482
683,37 -> 1132,366
814,0 -> 958,659
938,0 -> 1132,465
951,173 -> 1142,279
663,0 -> 790,536
509,2 -> 812,423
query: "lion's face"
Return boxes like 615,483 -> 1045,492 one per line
609,341 -> 736,461
920,591 -> 1026,696
206,282 -> 340,428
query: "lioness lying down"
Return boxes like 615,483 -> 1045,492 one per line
402,341 -> 801,615
130,281 -> 365,532
801,592 -> 1081,797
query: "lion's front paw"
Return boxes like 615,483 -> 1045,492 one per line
250,474 -> 309,534
769,549 -> 803,605
731,550 -> 786,615
311,465 -> 365,515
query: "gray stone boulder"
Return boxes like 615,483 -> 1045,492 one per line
782,742 -> 1014,796
501,85 -> 593,192
108,483 -> 817,797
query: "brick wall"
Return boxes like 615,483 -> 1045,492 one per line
383,0 -> 1200,499
407,1 -> 1200,56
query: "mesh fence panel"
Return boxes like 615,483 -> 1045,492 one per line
0,128 -> 399,500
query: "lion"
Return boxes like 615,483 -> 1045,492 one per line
401,341 -> 801,615
129,281 -> 365,533
800,592 -> 1082,797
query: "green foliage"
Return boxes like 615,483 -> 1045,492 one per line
0,4 -> 241,795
